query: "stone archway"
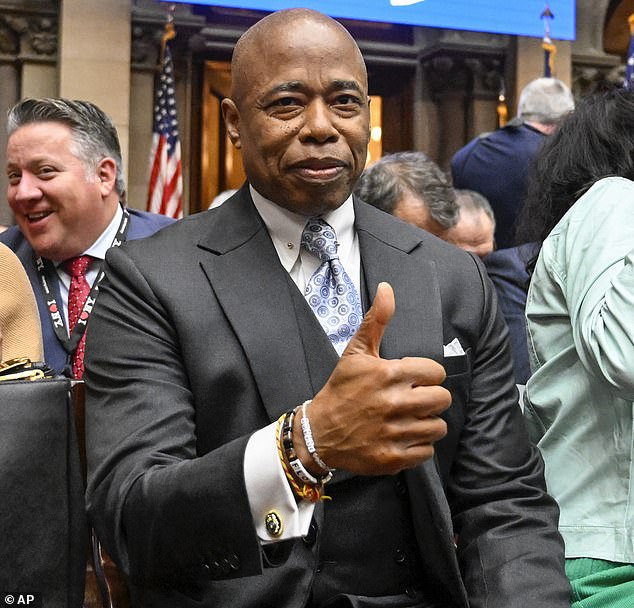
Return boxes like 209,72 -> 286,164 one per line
604,0 -> 634,55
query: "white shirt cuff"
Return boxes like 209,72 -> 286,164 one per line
244,422 -> 315,543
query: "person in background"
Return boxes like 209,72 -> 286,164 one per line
356,157 -> 494,259
446,189 -> 495,258
451,77 -> 574,249
0,242 -> 43,363
0,98 -> 174,378
84,9 -> 569,608
522,87 -> 634,608
354,151 -> 458,239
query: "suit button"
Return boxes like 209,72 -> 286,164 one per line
302,522 -> 317,547
206,559 -> 222,578
394,549 -> 407,564
228,553 -> 241,570
221,558 -> 232,574
395,478 -> 408,497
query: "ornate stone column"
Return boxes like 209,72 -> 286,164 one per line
419,29 -> 508,170
573,0 -> 622,95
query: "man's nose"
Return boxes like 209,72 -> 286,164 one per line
299,100 -> 338,143
11,173 -> 42,203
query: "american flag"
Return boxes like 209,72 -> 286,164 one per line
146,27 -> 183,219
625,13 -> 634,90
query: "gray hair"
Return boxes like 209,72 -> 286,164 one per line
517,78 -> 575,125
454,189 -> 496,229
7,97 -> 126,200
354,151 -> 458,229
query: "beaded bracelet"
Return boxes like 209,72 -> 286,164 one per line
275,412 -> 330,503
300,400 -> 336,474
281,408 -> 320,485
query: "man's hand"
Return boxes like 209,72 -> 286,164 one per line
294,282 -> 450,477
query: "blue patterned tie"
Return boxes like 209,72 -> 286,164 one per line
301,218 -> 363,355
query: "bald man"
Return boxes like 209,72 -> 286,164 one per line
85,9 -> 570,608
446,189 -> 496,258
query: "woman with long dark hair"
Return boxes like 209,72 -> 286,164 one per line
522,87 -> 634,607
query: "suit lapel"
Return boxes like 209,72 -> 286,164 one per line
354,198 -> 443,363
197,187 -> 317,422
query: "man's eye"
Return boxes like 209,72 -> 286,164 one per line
334,94 -> 360,106
7,172 -> 20,185
273,97 -> 300,108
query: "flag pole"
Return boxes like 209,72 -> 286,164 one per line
159,4 -> 177,67
497,77 -> 508,128
541,5 -> 556,78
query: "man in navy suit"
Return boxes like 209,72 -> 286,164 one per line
451,78 -> 574,249
1,98 -> 173,375
85,10 -> 570,608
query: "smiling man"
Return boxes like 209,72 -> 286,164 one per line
85,9 -> 570,608
1,98 -> 173,376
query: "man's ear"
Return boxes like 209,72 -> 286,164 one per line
221,98 -> 242,149
95,157 -> 117,196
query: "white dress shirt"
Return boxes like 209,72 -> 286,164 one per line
244,186 -> 361,543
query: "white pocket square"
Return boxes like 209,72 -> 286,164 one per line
443,338 -> 465,357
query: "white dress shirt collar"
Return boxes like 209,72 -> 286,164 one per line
83,203 -> 124,261
249,185 -> 356,275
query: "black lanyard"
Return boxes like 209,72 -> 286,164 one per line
35,207 -> 130,355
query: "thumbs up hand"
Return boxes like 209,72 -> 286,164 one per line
293,282 -> 451,477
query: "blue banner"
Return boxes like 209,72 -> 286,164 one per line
166,0 -> 575,40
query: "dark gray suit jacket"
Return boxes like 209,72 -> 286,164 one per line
84,186 -> 569,608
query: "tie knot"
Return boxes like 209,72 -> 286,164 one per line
63,255 -> 92,279
301,218 -> 338,262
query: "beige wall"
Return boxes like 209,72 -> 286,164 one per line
128,71 -> 155,211
59,0 -> 133,203
18,0 -> 181,213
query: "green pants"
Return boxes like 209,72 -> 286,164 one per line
566,558 -> 634,608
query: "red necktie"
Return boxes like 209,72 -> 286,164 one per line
64,255 -> 92,379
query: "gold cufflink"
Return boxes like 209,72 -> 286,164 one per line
265,510 -> 283,538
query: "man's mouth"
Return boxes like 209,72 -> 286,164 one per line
26,210 -> 53,223
290,159 -> 346,181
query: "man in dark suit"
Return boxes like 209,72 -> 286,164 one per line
1,98 -> 173,376
85,9 -> 570,608
451,78 -> 574,249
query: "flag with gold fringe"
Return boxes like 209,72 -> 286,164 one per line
624,13 -> 634,89
541,6 -> 556,78
146,11 -> 183,219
